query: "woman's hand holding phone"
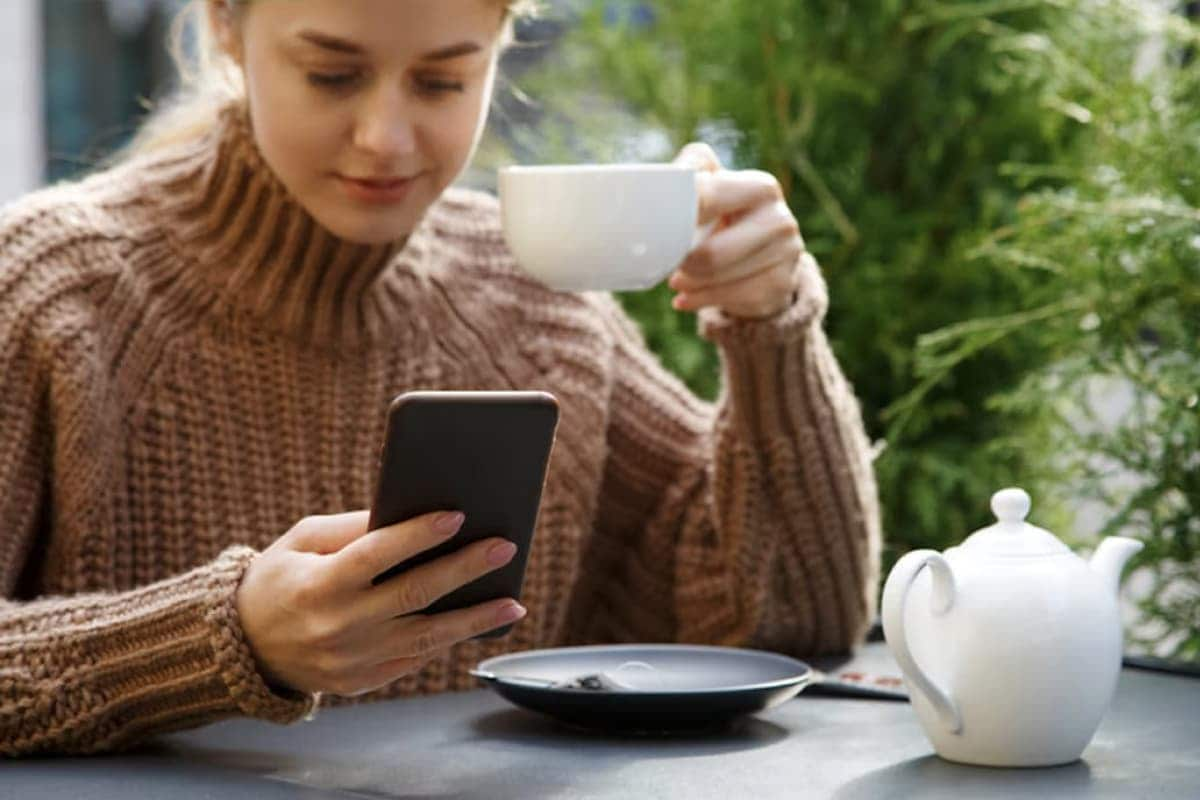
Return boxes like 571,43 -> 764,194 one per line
235,510 -> 525,697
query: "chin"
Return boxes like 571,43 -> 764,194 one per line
317,207 -> 421,246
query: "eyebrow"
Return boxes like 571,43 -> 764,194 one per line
296,31 -> 483,61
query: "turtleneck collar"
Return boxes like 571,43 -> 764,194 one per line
151,103 -> 433,348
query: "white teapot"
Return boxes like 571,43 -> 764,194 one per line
881,487 -> 1143,767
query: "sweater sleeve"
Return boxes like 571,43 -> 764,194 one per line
0,300 -> 314,757
575,253 -> 882,656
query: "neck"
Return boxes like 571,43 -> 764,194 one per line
151,103 -> 432,348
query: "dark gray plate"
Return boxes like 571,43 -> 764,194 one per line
472,644 -> 812,734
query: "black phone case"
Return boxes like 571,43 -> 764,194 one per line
368,390 -> 559,638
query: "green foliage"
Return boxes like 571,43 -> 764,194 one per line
908,2 -> 1200,658
514,0 -> 1084,560
503,0 -> 1198,654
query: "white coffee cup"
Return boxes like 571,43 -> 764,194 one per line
498,164 -> 699,292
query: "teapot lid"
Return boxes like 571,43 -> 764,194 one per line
959,488 -> 1070,556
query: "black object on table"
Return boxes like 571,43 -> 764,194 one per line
5,643 -> 1199,799
470,643 -> 816,732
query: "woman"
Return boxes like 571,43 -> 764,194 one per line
0,0 -> 880,756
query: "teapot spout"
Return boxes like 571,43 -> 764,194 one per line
1089,537 -> 1144,596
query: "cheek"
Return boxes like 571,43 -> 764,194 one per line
243,53 -> 341,186
424,90 -> 493,181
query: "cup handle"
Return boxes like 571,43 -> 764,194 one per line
881,549 -> 963,734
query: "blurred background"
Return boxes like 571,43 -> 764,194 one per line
12,0 -> 1198,660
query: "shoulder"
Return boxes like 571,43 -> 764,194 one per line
418,186 -> 532,294
0,181 -> 115,305
421,187 -> 611,311
424,186 -> 505,240
0,159 -> 155,280
417,187 -> 638,358
419,186 -> 512,277
0,165 -> 154,362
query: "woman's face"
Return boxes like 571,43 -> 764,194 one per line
214,0 -> 504,244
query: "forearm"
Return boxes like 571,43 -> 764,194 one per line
579,258 -> 880,654
692,297 -> 882,655
0,546 -> 313,756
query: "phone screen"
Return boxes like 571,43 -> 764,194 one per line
368,391 -> 559,636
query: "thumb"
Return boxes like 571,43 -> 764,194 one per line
673,142 -> 722,172
674,143 -> 725,227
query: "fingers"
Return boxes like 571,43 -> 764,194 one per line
333,510 -> 466,587
674,258 -> 801,318
676,200 -> 801,281
287,511 -> 371,554
674,141 -> 722,172
314,595 -> 528,696
670,235 -> 801,296
696,170 -> 782,226
353,535 -> 518,622
373,598 -> 527,662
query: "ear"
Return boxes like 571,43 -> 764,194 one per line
207,0 -> 245,65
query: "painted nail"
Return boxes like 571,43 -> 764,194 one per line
486,541 -> 517,566
435,512 -> 465,535
496,602 -> 526,624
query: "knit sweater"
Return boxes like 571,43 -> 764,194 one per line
0,105 -> 881,756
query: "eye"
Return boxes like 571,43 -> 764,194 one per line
307,70 -> 362,90
415,76 -> 466,97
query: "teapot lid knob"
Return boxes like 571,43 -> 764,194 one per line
964,487 -> 1069,555
991,487 -> 1031,524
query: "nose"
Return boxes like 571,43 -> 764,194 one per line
352,87 -> 417,162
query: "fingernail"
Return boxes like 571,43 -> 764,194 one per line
486,541 -> 517,566
496,602 -> 526,624
435,512 -> 465,535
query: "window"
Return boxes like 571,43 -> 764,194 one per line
43,0 -> 182,181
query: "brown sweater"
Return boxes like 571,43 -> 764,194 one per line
0,105 -> 881,756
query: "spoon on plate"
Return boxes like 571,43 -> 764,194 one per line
470,660 -> 665,691
471,661 -> 907,699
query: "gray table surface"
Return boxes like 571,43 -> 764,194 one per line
4,643 -> 1199,799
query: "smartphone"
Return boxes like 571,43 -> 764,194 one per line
367,390 -> 560,638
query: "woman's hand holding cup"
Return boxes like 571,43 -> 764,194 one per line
497,146 -> 807,315
235,510 -> 525,697
667,143 -> 808,320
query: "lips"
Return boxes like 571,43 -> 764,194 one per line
346,175 -> 413,187
337,172 -> 421,205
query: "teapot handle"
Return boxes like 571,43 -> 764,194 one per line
881,550 -> 963,735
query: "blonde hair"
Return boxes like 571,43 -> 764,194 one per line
122,0 -> 538,161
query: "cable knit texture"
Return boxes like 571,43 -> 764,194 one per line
0,105 -> 881,756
